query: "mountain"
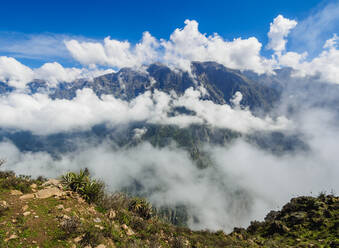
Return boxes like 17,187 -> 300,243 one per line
48,62 -> 280,112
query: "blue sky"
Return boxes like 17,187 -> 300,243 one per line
0,0 -> 338,70
1,0 -> 322,41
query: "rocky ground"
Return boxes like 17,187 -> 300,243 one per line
0,172 -> 338,247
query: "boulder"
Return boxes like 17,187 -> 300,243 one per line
35,187 -> 64,199
19,194 -> 35,200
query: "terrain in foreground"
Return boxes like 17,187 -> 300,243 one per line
0,170 -> 338,248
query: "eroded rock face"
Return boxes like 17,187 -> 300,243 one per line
35,187 -> 64,199
19,193 -> 35,200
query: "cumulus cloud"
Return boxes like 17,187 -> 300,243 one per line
0,56 -> 114,88
0,56 -> 34,88
278,34 -> 339,84
65,20 -> 272,74
0,88 -> 289,135
65,31 -> 159,68
267,15 -> 297,53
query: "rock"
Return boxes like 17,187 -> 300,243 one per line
35,187 -> 64,199
19,194 -> 35,200
56,204 -> 64,210
22,205 -> 29,211
93,217 -> 101,223
108,209 -> 116,220
74,236 -> 82,243
64,207 -> 72,212
23,211 -> 31,216
96,245 -> 106,248
42,179 -> 61,187
0,201 -> 9,212
5,234 -> 18,242
10,190 -> 23,196
94,224 -> 104,230
126,228 -> 135,236
121,224 -> 134,236
30,183 -> 37,189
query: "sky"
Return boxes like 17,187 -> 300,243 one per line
0,0 -> 337,67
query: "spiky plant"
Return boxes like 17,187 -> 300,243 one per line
128,197 -> 153,219
61,169 -> 89,192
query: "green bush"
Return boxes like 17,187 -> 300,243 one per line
61,169 -> 104,204
128,197 -> 153,220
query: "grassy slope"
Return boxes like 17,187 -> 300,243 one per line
0,172 -> 338,248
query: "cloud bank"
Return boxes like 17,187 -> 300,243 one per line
0,87 -> 289,135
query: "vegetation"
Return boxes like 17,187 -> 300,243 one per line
61,169 -> 104,204
0,169 -> 337,247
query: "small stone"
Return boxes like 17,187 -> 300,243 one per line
10,190 -> 23,196
95,245 -> 106,248
121,224 -> 128,230
64,207 -> 72,212
74,236 -> 82,243
94,224 -> 104,230
32,240 -> 37,244
34,216 -> 39,218
108,209 -> 116,220
93,217 -> 101,223
23,211 -> 31,216
56,204 -> 64,210
5,234 -> 18,242
0,201 -> 9,211
22,205 -> 29,211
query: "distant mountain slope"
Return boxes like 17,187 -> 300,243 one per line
48,62 -> 280,111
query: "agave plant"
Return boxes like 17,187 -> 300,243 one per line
128,197 -> 153,219
61,169 -> 89,192
61,169 -> 104,204
78,179 -> 104,203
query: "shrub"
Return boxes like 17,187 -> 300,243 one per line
61,170 -> 89,192
80,226 -> 101,247
61,169 -> 104,204
96,192 -> 130,211
0,173 -> 33,193
60,216 -> 80,237
78,180 -> 104,204
128,197 -> 153,220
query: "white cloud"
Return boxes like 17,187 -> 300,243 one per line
267,15 -> 297,53
65,31 -> 159,68
65,20 -> 272,74
279,34 -> 339,84
0,87 -> 288,135
0,57 -> 114,88
0,107 -> 338,232
34,62 -> 114,86
0,56 -> 34,88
